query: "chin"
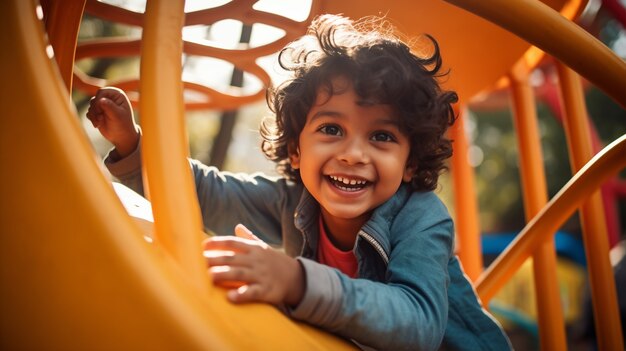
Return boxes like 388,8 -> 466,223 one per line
324,206 -> 371,220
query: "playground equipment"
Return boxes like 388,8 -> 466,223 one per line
1,0 -> 624,349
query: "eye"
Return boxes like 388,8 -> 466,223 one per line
318,124 -> 342,136
371,131 -> 396,142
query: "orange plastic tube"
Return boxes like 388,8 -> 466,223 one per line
450,107 -> 484,282
475,134 -> 626,296
139,0 -> 209,292
509,64 -> 566,351
444,0 -> 626,109
39,0 -> 86,92
555,62 -> 623,351
476,134 -> 626,348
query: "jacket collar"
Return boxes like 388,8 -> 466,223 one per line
293,183 -> 413,260
360,184 -> 411,259
293,189 -> 320,258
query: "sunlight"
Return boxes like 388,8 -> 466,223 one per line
97,0 -> 313,90
83,0 -> 313,173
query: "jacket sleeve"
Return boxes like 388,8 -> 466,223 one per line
189,159 -> 296,245
104,144 -> 145,196
289,193 -> 454,351
104,142 -> 296,245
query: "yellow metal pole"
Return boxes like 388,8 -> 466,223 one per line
555,62 -> 623,351
443,0 -> 626,109
140,0 -> 209,293
450,106 -> 484,282
509,63 -> 566,351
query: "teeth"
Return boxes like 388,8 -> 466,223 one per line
329,175 -> 367,185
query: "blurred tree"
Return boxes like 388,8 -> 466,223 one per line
73,14 -> 140,113
469,0 -> 626,238
467,98 -> 588,235
207,23 -> 252,169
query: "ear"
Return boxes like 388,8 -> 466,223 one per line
288,144 -> 300,169
402,164 -> 415,182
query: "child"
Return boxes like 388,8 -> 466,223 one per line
87,14 -> 511,351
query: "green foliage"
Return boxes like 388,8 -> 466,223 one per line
469,108 -> 525,232
469,86 -> 625,236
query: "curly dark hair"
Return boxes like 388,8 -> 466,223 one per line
261,14 -> 458,191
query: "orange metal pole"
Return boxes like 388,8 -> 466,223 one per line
509,64 -> 566,351
39,0 -> 86,92
449,106 -> 483,282
555,62 -> 623,351
140,0 -> 209,293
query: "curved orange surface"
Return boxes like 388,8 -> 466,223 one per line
317,0 -> 586,102
0,0 -> 355,349
2,0 -> 625,349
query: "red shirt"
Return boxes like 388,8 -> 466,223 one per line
317,216 -> 358,278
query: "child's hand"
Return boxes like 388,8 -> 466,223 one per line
203,224 -> 305,307
86,87 -> 139,158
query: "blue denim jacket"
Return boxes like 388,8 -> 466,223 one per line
106,149 -> 512,351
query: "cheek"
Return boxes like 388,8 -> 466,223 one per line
381,153 -> 412,183
293,149 -> 316,181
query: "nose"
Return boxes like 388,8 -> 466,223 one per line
337,137 -> 370,165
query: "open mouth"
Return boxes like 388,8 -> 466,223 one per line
328,175 -> 370,192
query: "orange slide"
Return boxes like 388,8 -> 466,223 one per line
1,0 -> 624,349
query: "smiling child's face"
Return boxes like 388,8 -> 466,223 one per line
290,77 -> 413,230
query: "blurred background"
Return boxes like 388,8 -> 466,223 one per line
74,1 -> 626,349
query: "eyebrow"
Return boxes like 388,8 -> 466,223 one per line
309,110 -> 401,128
309,110 -> 342,123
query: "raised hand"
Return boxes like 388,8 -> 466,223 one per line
203,224 -> 305,307
86,87 -> 139,158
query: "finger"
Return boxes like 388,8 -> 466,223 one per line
97,97 -> 124,119
234,224 -> 264,243
87,96 -> 101,113
85,110 -> 102,128
95,86 -> 123,100
216,280 -> 245,289
234,225 -> 270,250
202,237 -> 216,250
227,284 -> 264,303
86,98 -> 102,124
91,116 -> 101,129
111,89 -> 131,106
96,87 -> 131,108
203,236 -> 257,252
204,250 -> 240,267
210,265 -> 247,281
210,266 -> 250,288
